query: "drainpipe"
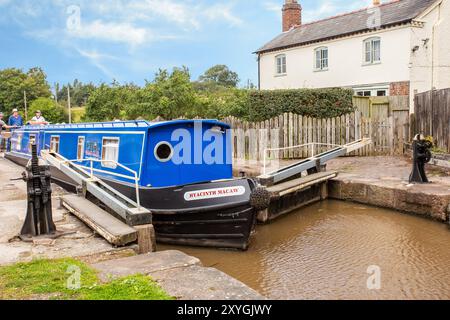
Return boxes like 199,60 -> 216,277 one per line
257,53 -> 261,90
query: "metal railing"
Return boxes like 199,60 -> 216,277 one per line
263,142 -> 344,175
63,158 -> 141,209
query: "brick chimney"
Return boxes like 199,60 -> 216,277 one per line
282,0 -> 302,32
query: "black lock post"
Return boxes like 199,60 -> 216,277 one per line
409,134 -> 433,184
20,144 -> 56,239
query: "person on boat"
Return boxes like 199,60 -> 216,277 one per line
0,112 -> 6,151
29,110 -> 48,125
0,112 -> 6,130
8,109 -> 23,128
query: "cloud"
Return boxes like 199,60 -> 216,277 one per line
203,4 -> 243,26
12,0 -> 243,45
69,20 -> 149,46
263,1 -> 281,13
262,0 -> 370,23
1,0 -> 244,80
82,0 -> 242,30
303,0 -> 374,23
303,1 -> 339,22
141,0 -> 201,29
76,49 -> 118,79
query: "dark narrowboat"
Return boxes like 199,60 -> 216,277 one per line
5,120 -> 264,250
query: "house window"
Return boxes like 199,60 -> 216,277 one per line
364,37 -> 381,64
356,91 -> 371,97
101,138 -> 119,169
77,136 -> 85,161
355,87 -> 389,97
314,47 -> 328,71
28,135 -> 36,152
275,54 -> 287,75
50,136 -> 60,153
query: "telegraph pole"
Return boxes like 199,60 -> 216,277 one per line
67,86 -> 72,124
54,83 -> 58,104
23,91 -> 28,121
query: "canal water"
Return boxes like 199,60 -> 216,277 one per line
160,200 -> 450,300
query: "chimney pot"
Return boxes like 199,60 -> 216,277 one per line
373,0 -> 381,6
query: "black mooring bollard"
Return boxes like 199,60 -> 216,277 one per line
409,134 -> 433,184
20,144 -> 56,240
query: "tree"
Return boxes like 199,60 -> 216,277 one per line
85,83 -> 139,122
29,97 -> 66,124
56,79 -> 96,107
0,68 -> 51,114
198,65 -> 240,88
126,67 -> 197,120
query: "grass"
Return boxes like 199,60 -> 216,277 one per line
79,275 -> 172,300
0,258 -> 173,300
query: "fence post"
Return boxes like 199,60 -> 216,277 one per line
389,116 -> 394,156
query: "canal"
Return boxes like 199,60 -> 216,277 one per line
161,200 -> 450,300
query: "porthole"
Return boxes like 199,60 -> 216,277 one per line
154,141 -> 174,162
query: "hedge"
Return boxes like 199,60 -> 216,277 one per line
244,88 -> 355,121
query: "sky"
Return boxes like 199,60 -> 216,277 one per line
0,0 -> 374,88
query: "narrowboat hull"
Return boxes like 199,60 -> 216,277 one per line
5,152 -> 258,250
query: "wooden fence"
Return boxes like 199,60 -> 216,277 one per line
223,110 -> 409,161
222,96 -> 410,161
352,96 -> 409,119
414,88 -> 450,153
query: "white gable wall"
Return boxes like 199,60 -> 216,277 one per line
259,26 -> 412,91
435,0 -> 450,90
410,0 -> 450,109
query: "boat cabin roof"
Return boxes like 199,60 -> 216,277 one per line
24,119 -> 230,131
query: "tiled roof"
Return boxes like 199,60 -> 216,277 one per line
256,0 -> 436,54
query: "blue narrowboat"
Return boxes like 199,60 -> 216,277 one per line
5,120 -> 263,250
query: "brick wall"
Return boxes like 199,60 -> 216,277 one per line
390,81 -> 410,96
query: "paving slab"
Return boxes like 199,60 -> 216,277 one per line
92,251 -> 265,300
92,250 -> 201,281
151,265 -> 265,300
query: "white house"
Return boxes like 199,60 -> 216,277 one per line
255,0 -> 450,112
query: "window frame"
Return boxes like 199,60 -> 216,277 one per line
15,133 -> 23,152
275,54 -> 287,76
314,46 -> 329,71
354,86 -> 389,97
363,37 -> 381,65
154,141 -> 174,163
77,136 -> 85,161
28,134 -> 36,153
50,135 -> 60,153
101,137 -> 120,169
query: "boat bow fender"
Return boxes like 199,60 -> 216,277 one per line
249,186 -> 271,211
